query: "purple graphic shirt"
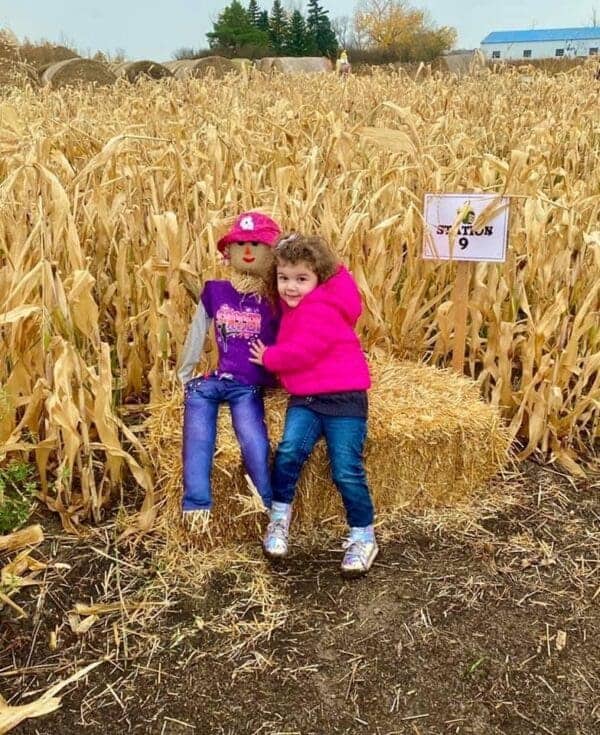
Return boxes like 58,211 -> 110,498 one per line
201,280 -> 279,387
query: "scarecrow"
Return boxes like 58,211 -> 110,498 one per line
177,212 -> 281,527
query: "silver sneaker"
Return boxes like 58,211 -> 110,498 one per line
341,529 -> 378,578
263,503 -> 292,560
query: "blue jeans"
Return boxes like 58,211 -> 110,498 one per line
272,406 -> 374,528
182,376 -> 272,511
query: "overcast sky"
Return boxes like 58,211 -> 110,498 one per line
1,1 -> 598,61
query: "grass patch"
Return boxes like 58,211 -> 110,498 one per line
0,461 -> 37,533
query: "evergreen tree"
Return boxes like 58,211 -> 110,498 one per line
287,10 -> 310,56
306,0 -> 339,57
207,0 -> 269,51
257,10 -> 270,32
247,0 -> 261,26
269,0 -> 289,55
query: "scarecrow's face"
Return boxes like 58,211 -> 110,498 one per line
228,241 -> 274,276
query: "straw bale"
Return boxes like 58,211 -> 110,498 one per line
113,60 -> 173,82
162,60 -> 185,71
0,60 -> 39,88
19,43 -> 78,69
230,58 -> 253,72
441,50 -> 487,76
147,359 -> 510,548
255,57 -> 274,73
264,56 -> 333,74
41,58 -> 116,88
169,57 -> 238,80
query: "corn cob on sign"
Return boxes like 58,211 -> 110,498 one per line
421,193 -> 509,373
423,194 -> 509,262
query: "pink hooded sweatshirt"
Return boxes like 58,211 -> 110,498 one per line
263,265 -> 371,395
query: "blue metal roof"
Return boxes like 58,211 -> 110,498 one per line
481,27 -> 600,44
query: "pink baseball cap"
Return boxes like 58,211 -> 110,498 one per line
217,212 -> 282,254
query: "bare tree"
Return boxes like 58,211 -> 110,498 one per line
331,15 -> 351,48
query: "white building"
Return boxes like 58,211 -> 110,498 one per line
480,27 -> 600,61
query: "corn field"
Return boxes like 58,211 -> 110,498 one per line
0,65 -> 598,527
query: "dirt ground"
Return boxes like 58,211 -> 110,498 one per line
1,461 -> 599,735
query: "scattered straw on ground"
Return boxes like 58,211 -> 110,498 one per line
3,464 -> 597,735
0,661 -> 102,734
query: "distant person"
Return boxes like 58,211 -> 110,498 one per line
336,50 -> 351,76
249,234 -> 378,577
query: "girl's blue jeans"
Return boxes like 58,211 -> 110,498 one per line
272,406 -> 374,528
182,376 -> 272,511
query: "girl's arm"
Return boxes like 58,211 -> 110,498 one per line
261,304 -> 337,373
177,301 -> 212,385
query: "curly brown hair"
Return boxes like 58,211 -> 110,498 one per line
274,233 -> 339,283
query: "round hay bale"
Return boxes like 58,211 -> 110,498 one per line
20,43 -> 78,69
114,60 -> 173,82
0,59 -> 39,88
441,50 -> 487,77
147,359 -> 511,547
170,56 -> 238,80
37,62 -> 54,78
269,56 -> 333,74
161,60 -> 194,78
41,58 -> 116,88
255,57 -> 274,74
161,60 -> 192,74
230,58 -> 252,71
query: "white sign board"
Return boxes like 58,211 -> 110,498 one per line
423,194 -> 509,262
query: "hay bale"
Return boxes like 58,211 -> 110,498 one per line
255,57 -> 274,74
161,60 -> 192,79
114,60 -> 173,82
441,50 -> 487,76
0,59 -> 39,88
147,359 -> 511,547
20,43 -> 78,69
230,58 -> 253,72
41,58 -> 116,88
261,56 -> 333,74
168,57 -> 238,80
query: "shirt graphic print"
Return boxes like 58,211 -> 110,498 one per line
200,280 -> 279,387
215,304 -> 262,351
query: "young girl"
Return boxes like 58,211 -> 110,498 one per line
249,234 -> 377,577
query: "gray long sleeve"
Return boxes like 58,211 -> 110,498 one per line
177,301 -> 211,386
